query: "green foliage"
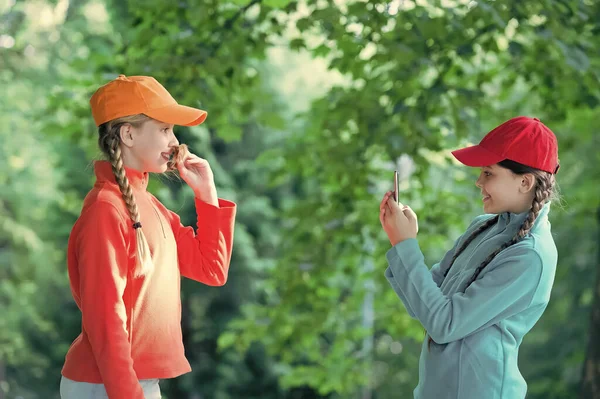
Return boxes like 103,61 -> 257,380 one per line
219,0 -> 600,396
1,0 -> 599,398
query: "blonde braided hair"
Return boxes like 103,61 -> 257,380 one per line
98,114 -> 154,277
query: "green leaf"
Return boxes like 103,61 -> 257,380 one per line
264,0 -> 291,8
289,37 -> 305,51
217,331 -> 238,350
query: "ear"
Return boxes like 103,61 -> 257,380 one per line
119,124 -> 134,148
519,173 -> 536,194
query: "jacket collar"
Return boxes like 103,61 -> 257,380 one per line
497,201 -> 551,232
93,160 -> 149,191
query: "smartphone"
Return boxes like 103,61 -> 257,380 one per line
393,170 -> 400,204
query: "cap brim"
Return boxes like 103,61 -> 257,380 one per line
145,104 -> 207,126
451,145 -> 504,167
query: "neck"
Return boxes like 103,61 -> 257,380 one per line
94,160 -> 149,191
120,147 -> 144,173
508,192 -> 537,215
509,203 -> 532,215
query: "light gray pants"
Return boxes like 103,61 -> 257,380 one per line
60,376 -> 161,399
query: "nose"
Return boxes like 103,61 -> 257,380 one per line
169,133 -> 179,147
475,174 -> 483,189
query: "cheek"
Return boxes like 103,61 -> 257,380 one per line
143,133 -> 165,151
137,141 -> 155,156
483,181 -> 501,198
487,181 -> 516,201
133,138 -> 162,163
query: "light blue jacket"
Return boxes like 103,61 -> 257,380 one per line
385,202 -> 557,399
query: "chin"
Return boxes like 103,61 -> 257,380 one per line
157,163 -> 170,174
483,202 -> 498,214
144,162 -> 168,174
483,204 -> 510,215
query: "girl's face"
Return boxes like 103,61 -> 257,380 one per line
475,164 -> 536,214
120,118 -> 179,174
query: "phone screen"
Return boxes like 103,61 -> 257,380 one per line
394,171 -> 399,204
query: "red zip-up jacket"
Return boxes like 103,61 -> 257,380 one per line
61,160 -> 236,399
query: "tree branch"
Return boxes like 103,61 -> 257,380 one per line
223,0 -> 262,31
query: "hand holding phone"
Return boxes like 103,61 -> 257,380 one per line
393,170 -> 400,205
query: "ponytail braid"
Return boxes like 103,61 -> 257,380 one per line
98,114 -> 154,277
442,215 -> 500,279
464,168 -> 555,287
426,160 -> 557,350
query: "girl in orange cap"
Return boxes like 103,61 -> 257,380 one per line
380,116 -> 560,399
60,75 -> 236,399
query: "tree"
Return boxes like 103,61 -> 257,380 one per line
2,0 -> 325,397
581,206 -> 600,399
2,0 -> 600,397
220,0 -> 600,396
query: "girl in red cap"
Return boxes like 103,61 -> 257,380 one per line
380,116 -> 560,399
60,75 -> 237,399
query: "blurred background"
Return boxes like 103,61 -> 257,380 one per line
1,0 -> 599,398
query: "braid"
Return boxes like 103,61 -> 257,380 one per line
519,174 -> 553,238
98,114 -> 154,277
427,167 -> 555,350
465,172 -> 553,286
107,136 -> 142,226
442,215 -> 500,278
426,215 -> 498,350
464,237 -> 518,287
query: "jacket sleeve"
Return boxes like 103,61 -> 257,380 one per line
384,268 -> 418,319
166,198 -> 236,286
76,201 -> 145,399
385,244 -> 457,319
384,215 -> 490,319
385,238 -> 543,344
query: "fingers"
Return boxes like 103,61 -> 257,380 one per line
380,191 -> 393,211
181,156 -> 210,170
176,160 -> 186,175
182,153 -> 201,162
173,147 -> 210,178
184,158 -> 205,166
386,197 -> 400,214
174,146 -> 203,164
381,191 -> 413,226
402,205 -> 419,233
381,203 -> 393,226
403,205 -> 416,221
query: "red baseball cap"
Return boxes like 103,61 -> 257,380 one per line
451,116 -> 560,174
90,74 -> 207,127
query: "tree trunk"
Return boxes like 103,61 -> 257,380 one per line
580,206 -> 600,398
0,360 -> 5,399
361,236 -> 375,399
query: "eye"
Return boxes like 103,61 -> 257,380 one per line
484,171 -> 492,177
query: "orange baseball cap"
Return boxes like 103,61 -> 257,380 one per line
89,74 -> 207,127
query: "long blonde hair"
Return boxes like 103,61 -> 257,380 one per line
97,114 -> 154,277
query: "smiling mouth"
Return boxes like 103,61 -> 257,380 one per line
483,195 -> 491,202
161,152 -> 172,162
